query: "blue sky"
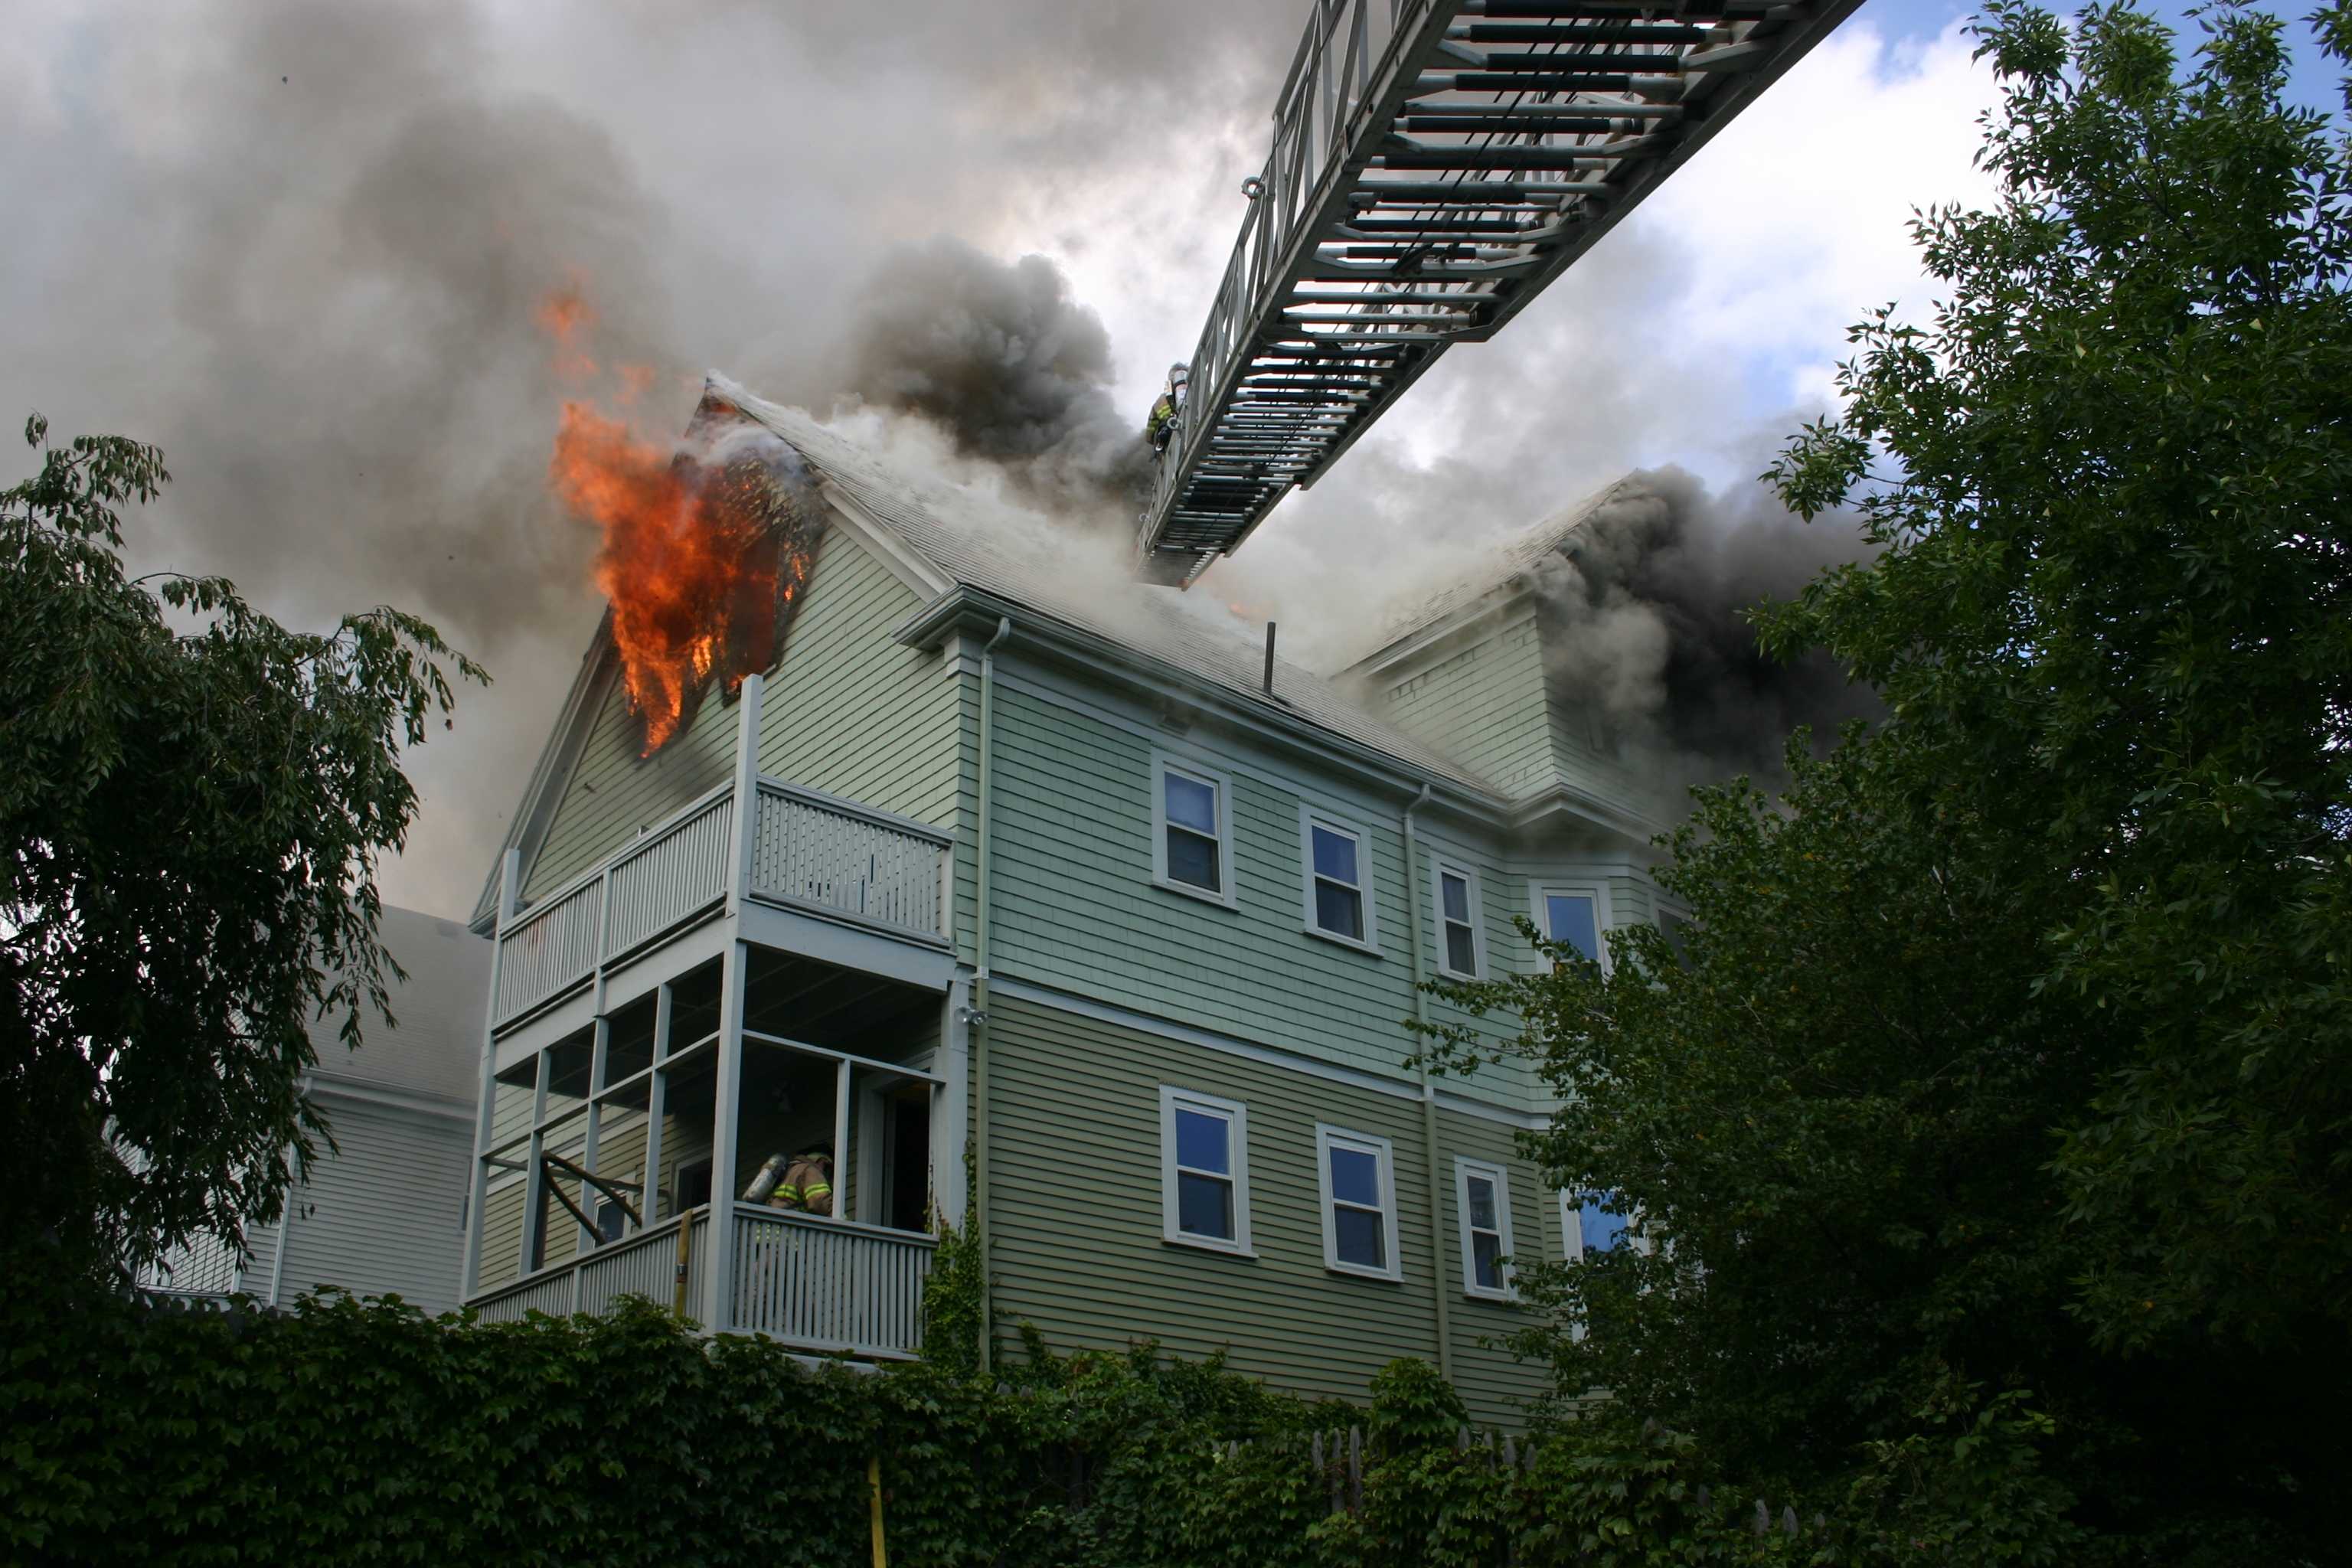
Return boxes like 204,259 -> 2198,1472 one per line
1867,0 -> 2345,106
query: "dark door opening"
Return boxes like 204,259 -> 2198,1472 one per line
888,1090 -> 930,1232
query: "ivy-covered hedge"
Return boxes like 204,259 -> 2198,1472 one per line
0,1273 -> 2065,1566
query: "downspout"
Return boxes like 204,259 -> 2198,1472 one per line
972,615 -> 1013,1374
1403,782 -> 1455,1383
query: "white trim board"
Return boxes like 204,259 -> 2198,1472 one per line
1315,1123 -> 1404,1282
985,975 -> 1547,1130
1298,804 -> 1381,956
1158,1086 -> 1255,1257
1455,1156 -> 1517,1302
305,1073 -> 476,1125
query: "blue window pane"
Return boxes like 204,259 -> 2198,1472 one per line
1328,1145 -> 1380,1208
1178,1171 -> 1233,1240
1579,1199 -> 1628,1256
1165,772 -> 1218,835
1544,894 -> 1601,963
1472,1231 -> 1503,1290
1445,923 -> 1477,975
1440,872 -> 1469,923
1167,827 -> 1220,892
1315,880 -> 1364,940
1311,825 -> 1357,884
1467,1176 -> 1498,1232
1174,1106 -> 1229,1175
1334,1205 -> 1387,1269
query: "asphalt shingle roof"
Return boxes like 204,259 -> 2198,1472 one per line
719,378 -> 1501,798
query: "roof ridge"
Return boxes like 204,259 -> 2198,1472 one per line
707,374 -> 1503,799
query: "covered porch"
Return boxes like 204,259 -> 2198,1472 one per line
462,674 -> 967,1360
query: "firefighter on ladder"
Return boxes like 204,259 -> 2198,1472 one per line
1147,362 -> 1189,454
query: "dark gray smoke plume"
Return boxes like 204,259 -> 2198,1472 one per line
3,0 -> 1287,918
833,240 -> 1155,521
1530,468 -> 1879,799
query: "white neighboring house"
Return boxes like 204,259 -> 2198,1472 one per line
136,906 -> 491,1315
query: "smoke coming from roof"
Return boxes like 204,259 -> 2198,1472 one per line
832,240 -> 1155,522
1527,468 -> 1879,800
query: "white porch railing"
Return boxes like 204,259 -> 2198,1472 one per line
494,789 -> 735,1024
492,776 -> 952,1027
467,1206 -> 929,1360
750,781 -> 951,942
472,1208 -> 710,1325
731,1206 -> 934,1359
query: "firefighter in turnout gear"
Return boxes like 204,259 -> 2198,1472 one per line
786,1146 -> 835,1217
743,1145 -> 835,1217
1147,362 -> 1189,453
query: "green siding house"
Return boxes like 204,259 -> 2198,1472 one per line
460,377 -> 1671,1426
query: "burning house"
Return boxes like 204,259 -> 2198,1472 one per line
460,375 -> 1704,1423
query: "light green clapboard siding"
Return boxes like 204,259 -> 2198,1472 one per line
523,528 -> 959,909
1377,609 -> 1553,799
986,992 -> 1555,1427
524,661 -> 740,906
982,681 -> 1538,1108
754,530 -> 957,831
1369,602 -> 1663,820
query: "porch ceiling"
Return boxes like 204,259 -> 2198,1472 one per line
741,946 -> 938,1055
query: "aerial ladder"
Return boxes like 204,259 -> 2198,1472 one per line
1136,0 -> 1864,586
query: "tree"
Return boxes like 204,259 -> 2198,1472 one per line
1422,3 -> 2352,1555
1769,0 -> 2352,1357
1,416 -> 485,1281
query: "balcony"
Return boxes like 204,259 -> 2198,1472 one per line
469,1204 -> 934,1359
492,774 -> 953,1029
465,673 -> 962,1357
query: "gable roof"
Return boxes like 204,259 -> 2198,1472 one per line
308,905 -> 491,1104
472,378 -> 1508,927
1340,474 -> 1652,676
717,378 -> 1501,798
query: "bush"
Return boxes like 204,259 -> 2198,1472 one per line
2,1268 -> 2113,1566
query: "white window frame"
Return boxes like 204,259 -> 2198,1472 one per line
1530,880 -> 1615,972
1430,857 -> 1485,980
1159,1086 -> 1253,1256
1151,750 -> 1238,910
1298,806 -> 1380,953
1315,1125 -> 1403,1281
1455,1158 -> 1517,1301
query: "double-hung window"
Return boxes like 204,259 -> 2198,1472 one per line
1300,808 -> 1377,949
1315,1125 -> 1402,1280
1153,753 -> 1236,906
1159,1088 -> 1251,1254
1534,883 -> 1609,968
1455,1158 -> 1515,1299
1432,860 -> 1484,979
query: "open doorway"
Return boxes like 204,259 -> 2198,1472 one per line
887,1085 -> 932,1232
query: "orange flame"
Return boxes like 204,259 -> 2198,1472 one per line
548,401 -> 787,754
538,282 -> 823,756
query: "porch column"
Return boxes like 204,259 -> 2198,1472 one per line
705,939 -> 748,1334
462,850 -> 520,1301
704,671 -> 763,1331
936,978 -> 972,1227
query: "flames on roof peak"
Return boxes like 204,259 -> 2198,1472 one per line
540,289 -> 822,756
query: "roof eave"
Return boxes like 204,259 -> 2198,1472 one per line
897,584 -> 1511,825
